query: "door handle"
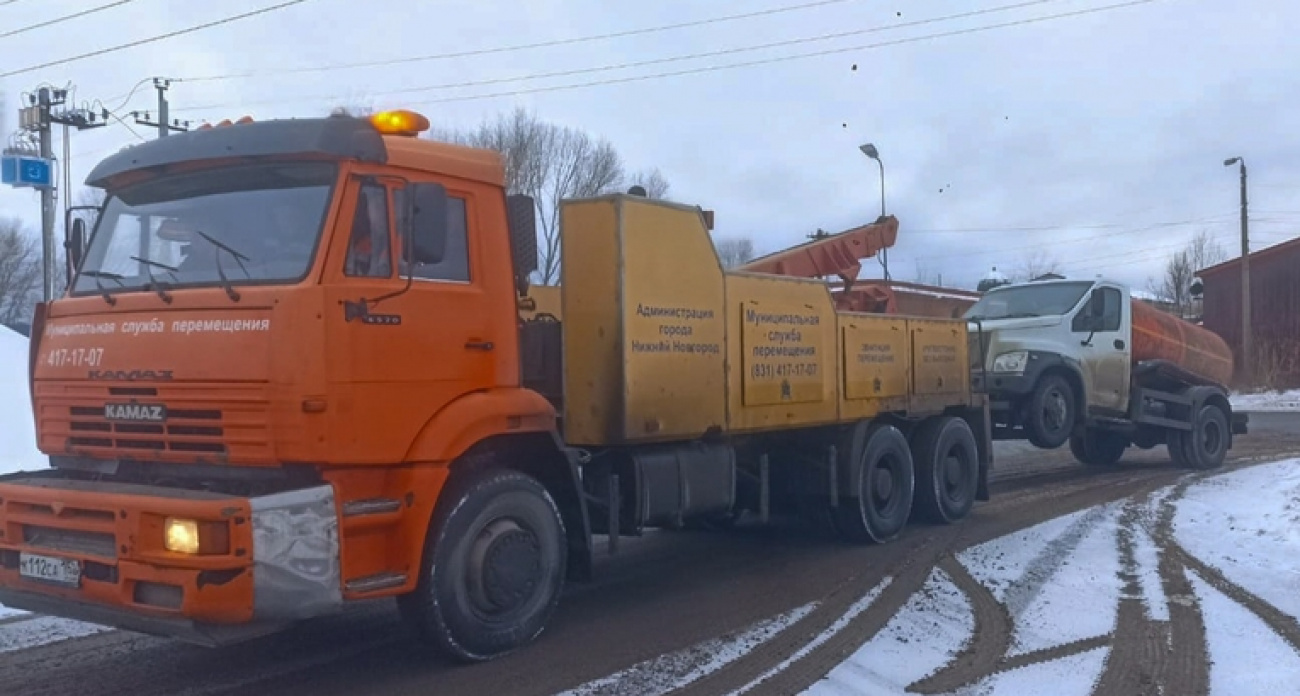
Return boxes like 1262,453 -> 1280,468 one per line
465,341 -> 495,351
1113,339 -> 1125,350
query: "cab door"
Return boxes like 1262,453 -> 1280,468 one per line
1072,285 -> 1131,414
323,174 -> 498,463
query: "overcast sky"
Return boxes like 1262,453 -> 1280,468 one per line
2,0 -> 1297,292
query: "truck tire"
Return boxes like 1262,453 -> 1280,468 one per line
1068,431 -> 1127,467
1025,374 -> 1076,449
398,469 -> 567,662
833,424 -> 915,543
910,417 -> 979,524
1174,404 -> 1230,470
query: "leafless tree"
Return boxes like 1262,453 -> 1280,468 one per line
1010,249 -> 1063,283
628,167 -> 671,200
436,106 -> 644,284
913,260 -> 943,286
1150,229 -> 1228,317
329,104 -> 374,118
715,237 -> 756,269
75,188 -> 107,209
0,218 -> 42,325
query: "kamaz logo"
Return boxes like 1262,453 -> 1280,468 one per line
104,402 -> 168,423
88,369 -> 174,381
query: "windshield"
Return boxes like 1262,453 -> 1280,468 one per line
73,162 -> 337,296
964,281 -> 1094,321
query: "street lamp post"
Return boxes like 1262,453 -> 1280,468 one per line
1224,156 -> 1251,383
859,143 -> 889,281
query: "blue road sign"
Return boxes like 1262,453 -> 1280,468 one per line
1,155 -> 54,188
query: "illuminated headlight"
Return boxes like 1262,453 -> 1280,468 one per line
992,350 -> 1029,374
165,518 -> 200,554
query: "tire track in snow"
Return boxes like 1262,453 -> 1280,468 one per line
555,601 -> 817,696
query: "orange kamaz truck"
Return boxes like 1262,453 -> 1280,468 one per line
0,110 -> 991,661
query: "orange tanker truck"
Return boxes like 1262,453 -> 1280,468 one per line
962,277 -> 1248,467
0,109 -> 997,660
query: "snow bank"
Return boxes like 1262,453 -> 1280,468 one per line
0,326 -> 46,476
1231,389 -> 1300,412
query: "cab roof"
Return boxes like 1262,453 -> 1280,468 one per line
85,114 -> 505,189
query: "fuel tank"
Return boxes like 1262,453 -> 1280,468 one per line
1130,298 -> 1235,386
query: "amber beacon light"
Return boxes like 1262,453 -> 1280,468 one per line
370,110 -> 431,136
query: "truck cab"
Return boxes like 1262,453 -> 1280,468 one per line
964,278 -> 1131,448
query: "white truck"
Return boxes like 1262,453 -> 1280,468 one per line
963,278 -> 1248,468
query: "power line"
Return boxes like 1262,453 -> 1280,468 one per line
404,0 -> 1166,106
0,0 -> 139,40
0,0 -> 314,79
178,0 -> 874,83
173,0 -> 1071,113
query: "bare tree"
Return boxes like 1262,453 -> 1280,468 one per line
75,188 -> 106,209
1152,229 -> 1228,317
436,107 -> 641,285
329,104 -> 374,118
913,259 -> 942,286
1186,228 -> 1227,274
628,167 -> 671,200
1010,249 -> 1063,283
0,218 -> 42,326
715,237 -> 755,269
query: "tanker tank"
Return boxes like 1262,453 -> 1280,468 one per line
1130,298 -> 1235,386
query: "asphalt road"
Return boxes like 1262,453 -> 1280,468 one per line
3,411 -> 1298,696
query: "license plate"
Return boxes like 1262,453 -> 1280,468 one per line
18,552 -> 81,587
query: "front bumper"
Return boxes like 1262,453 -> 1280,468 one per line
0,471 -> 341,647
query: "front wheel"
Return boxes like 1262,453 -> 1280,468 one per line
398,469 -> 567,662
1025,374 -> 1076,449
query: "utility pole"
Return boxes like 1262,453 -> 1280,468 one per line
6,85 -> 108,301
132,78 -> 189,139
1224,157 -> 1251,382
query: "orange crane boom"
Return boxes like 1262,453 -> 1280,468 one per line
738,215 -> 899,285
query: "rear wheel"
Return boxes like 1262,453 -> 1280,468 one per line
1069,431 -> 1128,467
833,425 -> 915,543
1176,404 -> 1230,470
911,417 -> 980,524
1025,374 -> 1076,449
398,469 -> 567,662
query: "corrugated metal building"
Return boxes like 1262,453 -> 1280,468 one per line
1199,235 -> 1300,385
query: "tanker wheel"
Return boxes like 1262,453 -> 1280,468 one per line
1069,431 -> 1127,467
1025,374 -> 1076,449
911,417 -> 980,524
398,469 -> 567,662
1175,404 -> 1230,471
833,424 -> 915,544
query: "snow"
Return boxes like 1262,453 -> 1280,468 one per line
730,577 -> 893,696
803,568 -> 973,696
1187,569 -> 1300,696
0,614 -> 110,653
1173,458 -> 1300,621
1231,389 -> 1300,412
0,326 -> 47,475
955,646 -> 1109,696
558,602 -> 817,696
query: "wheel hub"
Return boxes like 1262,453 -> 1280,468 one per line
466,519 -> 542,614
873,467 -> 895,501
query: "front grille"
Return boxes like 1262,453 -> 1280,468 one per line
36,382 -> 274,462
23,525 -> 118,559
67,405 -> 227,454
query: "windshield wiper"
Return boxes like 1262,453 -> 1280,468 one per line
190,230 -> 252,302
79,270 -> 125,306
129,255 -> 179,304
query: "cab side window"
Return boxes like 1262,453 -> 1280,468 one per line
344,184 -> 392,278
397,188 -> 470,283
1072,287 -> 1123,332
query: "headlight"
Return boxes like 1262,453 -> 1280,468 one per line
992,350 -> 1029,373
165,518 -> 200,554
163,518 -> 230,555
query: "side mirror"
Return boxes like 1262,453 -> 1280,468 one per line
506,194 -> 538,294
406,183 -> 448,265
69,218 -> 87,270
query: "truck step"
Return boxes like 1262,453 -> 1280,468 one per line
341,498 -> 402,517
345,573 -> 407,594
